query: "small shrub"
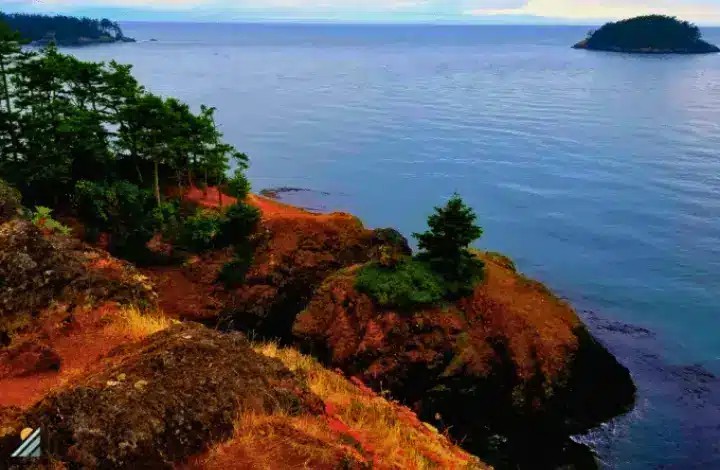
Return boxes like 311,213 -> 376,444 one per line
73,180 -> 158,260
218,243 -> 254,288
225,169 -> 251,200
355,259 -> 446,309
0,178 -> 21,224
152,199 -> 182,237
178,209 -> 223,253
30,206 -> 72,236
371,228 -> 412,268
217,202 -> 260,246
421,251 -> 484,299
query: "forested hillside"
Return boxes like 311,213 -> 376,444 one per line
0,12 -> 133,45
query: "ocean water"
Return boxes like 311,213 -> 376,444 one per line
64,23 -> 720,469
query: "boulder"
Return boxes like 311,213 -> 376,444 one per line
294,252 -> 636,468
2,323 -> 324,469
0,220 -> 156,340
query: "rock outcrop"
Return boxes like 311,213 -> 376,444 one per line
0,220 -> 156,341
219,198 -> 409,340
294,252 -> 636,468
1,323 -> 485,470
1,323 -> 324,469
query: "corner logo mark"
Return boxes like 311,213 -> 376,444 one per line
11,428 -> 41,458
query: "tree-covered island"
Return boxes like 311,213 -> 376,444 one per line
573,15 -> 720,54
0,12 -> 135,46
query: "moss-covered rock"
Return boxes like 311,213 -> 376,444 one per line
2,323 -> 324,469
0,220 -> 156,340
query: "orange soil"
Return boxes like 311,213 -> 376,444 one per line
247,193 -> 313,218
0,303 -> 135,409
1,192 -> 486,469
142,190 -> 359,322
141,263 -> 224,321
184,186 -> 238,209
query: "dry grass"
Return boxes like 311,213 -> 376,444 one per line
191,410 -> 364,470
253,342 -> 489,470
109,305 -> 173,340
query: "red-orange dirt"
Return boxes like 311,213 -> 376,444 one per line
184,186 -> 238,209
0,303 -> 136,409
155,190 -> 404,338
1,193 -> 484,470
1,221 -> 157,411
143,190 -> 347,323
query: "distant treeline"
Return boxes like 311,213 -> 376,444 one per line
0,12 -> 128,45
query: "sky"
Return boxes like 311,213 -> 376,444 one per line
4,0 -> 720,25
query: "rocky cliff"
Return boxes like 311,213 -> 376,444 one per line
292,250 -> 635,468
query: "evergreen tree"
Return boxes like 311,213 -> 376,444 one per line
0,20 -> 253,211
413,194 -> 484,297
0,21 -> 23,165
123,93 -> 173,204
105,61 -> 145,184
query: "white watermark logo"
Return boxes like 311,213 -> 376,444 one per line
11,428 -> 41,458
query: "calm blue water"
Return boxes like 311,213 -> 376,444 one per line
65,23 -> 720,469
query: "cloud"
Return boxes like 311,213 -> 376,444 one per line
467,0 -> 720,23
5,0 -> 720,23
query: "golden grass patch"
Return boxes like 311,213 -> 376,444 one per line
254,342 -> 489,470
109,305 -> 173,340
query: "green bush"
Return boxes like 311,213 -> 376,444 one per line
30,206 -> 72,236
419,251 -> 484,299
178,209 -> 224,253
217,202 -> 260,246
152,199 -> 182,238
355,259 -> 446,310
73,180 -> 158,259
218,244 -> 255,288
356,195 -> 485,309
0,178 -> 21,224
225,169 -> 251,200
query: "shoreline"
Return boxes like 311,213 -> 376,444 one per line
31,36 -> 136,47
572,39 -> 720,54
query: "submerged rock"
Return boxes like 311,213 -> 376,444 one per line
294,252 -> 636,468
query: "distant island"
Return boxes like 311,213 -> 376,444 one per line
0,12 -> 135,46
573,15 -> 720,54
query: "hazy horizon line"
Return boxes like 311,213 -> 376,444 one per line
113,18 -> 720,27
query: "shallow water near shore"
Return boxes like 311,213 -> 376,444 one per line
65,22 -> 720,469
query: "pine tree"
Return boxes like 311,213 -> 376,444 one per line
0,26 -> 252,211
413,194 -> 484,298
0,21 -> 23,165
